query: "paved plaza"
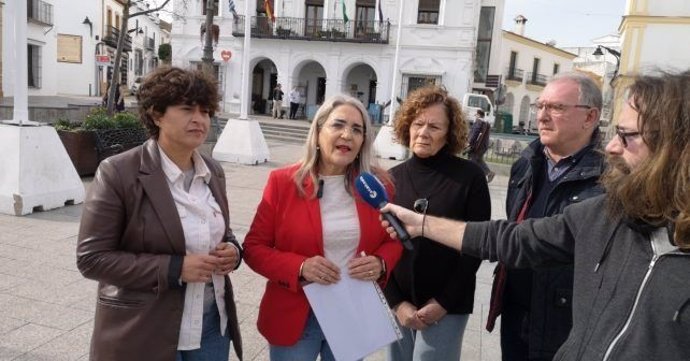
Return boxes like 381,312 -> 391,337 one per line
0,136 -> 507,360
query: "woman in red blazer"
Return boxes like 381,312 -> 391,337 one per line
244,94 -> 403,360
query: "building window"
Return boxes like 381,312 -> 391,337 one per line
135,49 -> 143,76
202,0 -> 220,15
531,58 -> 541,83
57,34 -> 82,63
401,74 -> 441,99
27,0 -> 54,25
356,0 -> 376,35
553,63 -> 560,75
417,0 -> 440,24
28,44 -> 42,88
305,1 -> 324,36
473,6 -> 495,83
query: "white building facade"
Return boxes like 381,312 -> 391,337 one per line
2,0 -> 166,98
171,0 -> 504,119
127,1 -> 163,91
2,0 -> 101,97
498,17 -> 576,132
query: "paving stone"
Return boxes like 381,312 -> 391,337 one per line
0,323 -> 64,360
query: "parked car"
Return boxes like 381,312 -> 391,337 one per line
130,77 -> 143,95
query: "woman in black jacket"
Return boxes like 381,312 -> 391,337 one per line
384,86 -> 491,361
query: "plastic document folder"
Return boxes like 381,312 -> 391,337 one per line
304,273 -> 401,361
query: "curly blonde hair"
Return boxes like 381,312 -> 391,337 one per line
393,85 -> 468,154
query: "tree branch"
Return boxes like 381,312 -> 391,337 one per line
129,0 -> 172,18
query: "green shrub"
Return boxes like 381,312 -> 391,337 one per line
113,112 -> 143,129
53,118 -> 78,131
82,107 -> 116,130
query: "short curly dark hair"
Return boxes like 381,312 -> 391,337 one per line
137,66 -> 220,138
393,85 -> 468,154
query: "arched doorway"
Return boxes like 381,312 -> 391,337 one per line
501,92 -> 515,116
343,63 -> 377,105
251,58 -> 278,115
294,61 -> 327,119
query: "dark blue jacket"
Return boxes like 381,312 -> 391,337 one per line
504,132 -> 605,359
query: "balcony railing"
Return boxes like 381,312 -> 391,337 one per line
103,26 -> 133,52
145,37 -> 155,51
526,72 -> 548,87
27,0 -> 53,26
232,16 -> 390,44
505,67 -> 524,82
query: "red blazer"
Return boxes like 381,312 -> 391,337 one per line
243,164 -> 402,346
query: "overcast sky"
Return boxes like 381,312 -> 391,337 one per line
502,0 -> 626,47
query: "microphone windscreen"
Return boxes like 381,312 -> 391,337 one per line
355,172 -> 389,210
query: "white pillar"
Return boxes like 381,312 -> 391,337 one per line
0,2 -> 85,216
213,0 -> 270,165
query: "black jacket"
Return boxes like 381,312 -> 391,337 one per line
503,134 -> 605,358
385,151 -> 491,314
465,196 -> 690,361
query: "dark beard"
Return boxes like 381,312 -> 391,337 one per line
602,155 -> 633,219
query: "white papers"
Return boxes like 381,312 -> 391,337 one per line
304,274 -> 401,361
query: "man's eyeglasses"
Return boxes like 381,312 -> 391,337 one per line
529,102 -> 592,116
614,126 -> 641,148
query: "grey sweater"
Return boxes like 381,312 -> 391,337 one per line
464,195 -> 690,361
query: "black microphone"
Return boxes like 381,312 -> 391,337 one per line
355,172 -> 413,250
316,179 -> 324,199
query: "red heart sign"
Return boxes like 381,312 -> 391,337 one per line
221,50 -> 232,62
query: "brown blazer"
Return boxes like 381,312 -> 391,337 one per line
77,140 -> 242,361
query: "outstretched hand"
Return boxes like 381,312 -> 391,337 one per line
380,203 -> 424,239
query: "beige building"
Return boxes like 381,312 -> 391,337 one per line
498,16 -> 576,132
612,0 -> 690,122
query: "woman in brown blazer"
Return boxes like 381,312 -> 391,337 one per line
77,67 -> 242,361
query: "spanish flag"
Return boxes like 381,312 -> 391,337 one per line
264,0 -> 275,22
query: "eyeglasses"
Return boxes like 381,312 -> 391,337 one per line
614,126 -> 641,148
323,120 -> 365,137
530,102 -> 592,115
413,198 -> 428,214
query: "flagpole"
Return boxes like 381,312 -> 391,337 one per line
239,0 -> 252,119
372,0 -> 406,160
388,0 -> 405,122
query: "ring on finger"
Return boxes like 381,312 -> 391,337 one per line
368,270 -> 374,276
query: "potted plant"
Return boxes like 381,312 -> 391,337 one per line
55,108 -> 148,176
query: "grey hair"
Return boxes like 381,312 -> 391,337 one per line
294,94 -> 380,198
551,72 -> 603,110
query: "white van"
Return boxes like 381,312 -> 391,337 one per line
462,93 -> 495,127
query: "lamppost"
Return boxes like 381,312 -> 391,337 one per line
593,45 -> 622,127
593,45 -> 621,86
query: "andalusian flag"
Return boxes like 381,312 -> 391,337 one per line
342,0 -> 349,23
264,0 -> 275,22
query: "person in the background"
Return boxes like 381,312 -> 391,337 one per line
384,86 -> 491,361
243,94 -> 403,361
77,67 -> 243,361
467,109 -> 495,183
487,72 -> 605,361
379,69 -> 690,361
116,81 -> 127,112
272,83 -> 284,119
288,86 -> 301,119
